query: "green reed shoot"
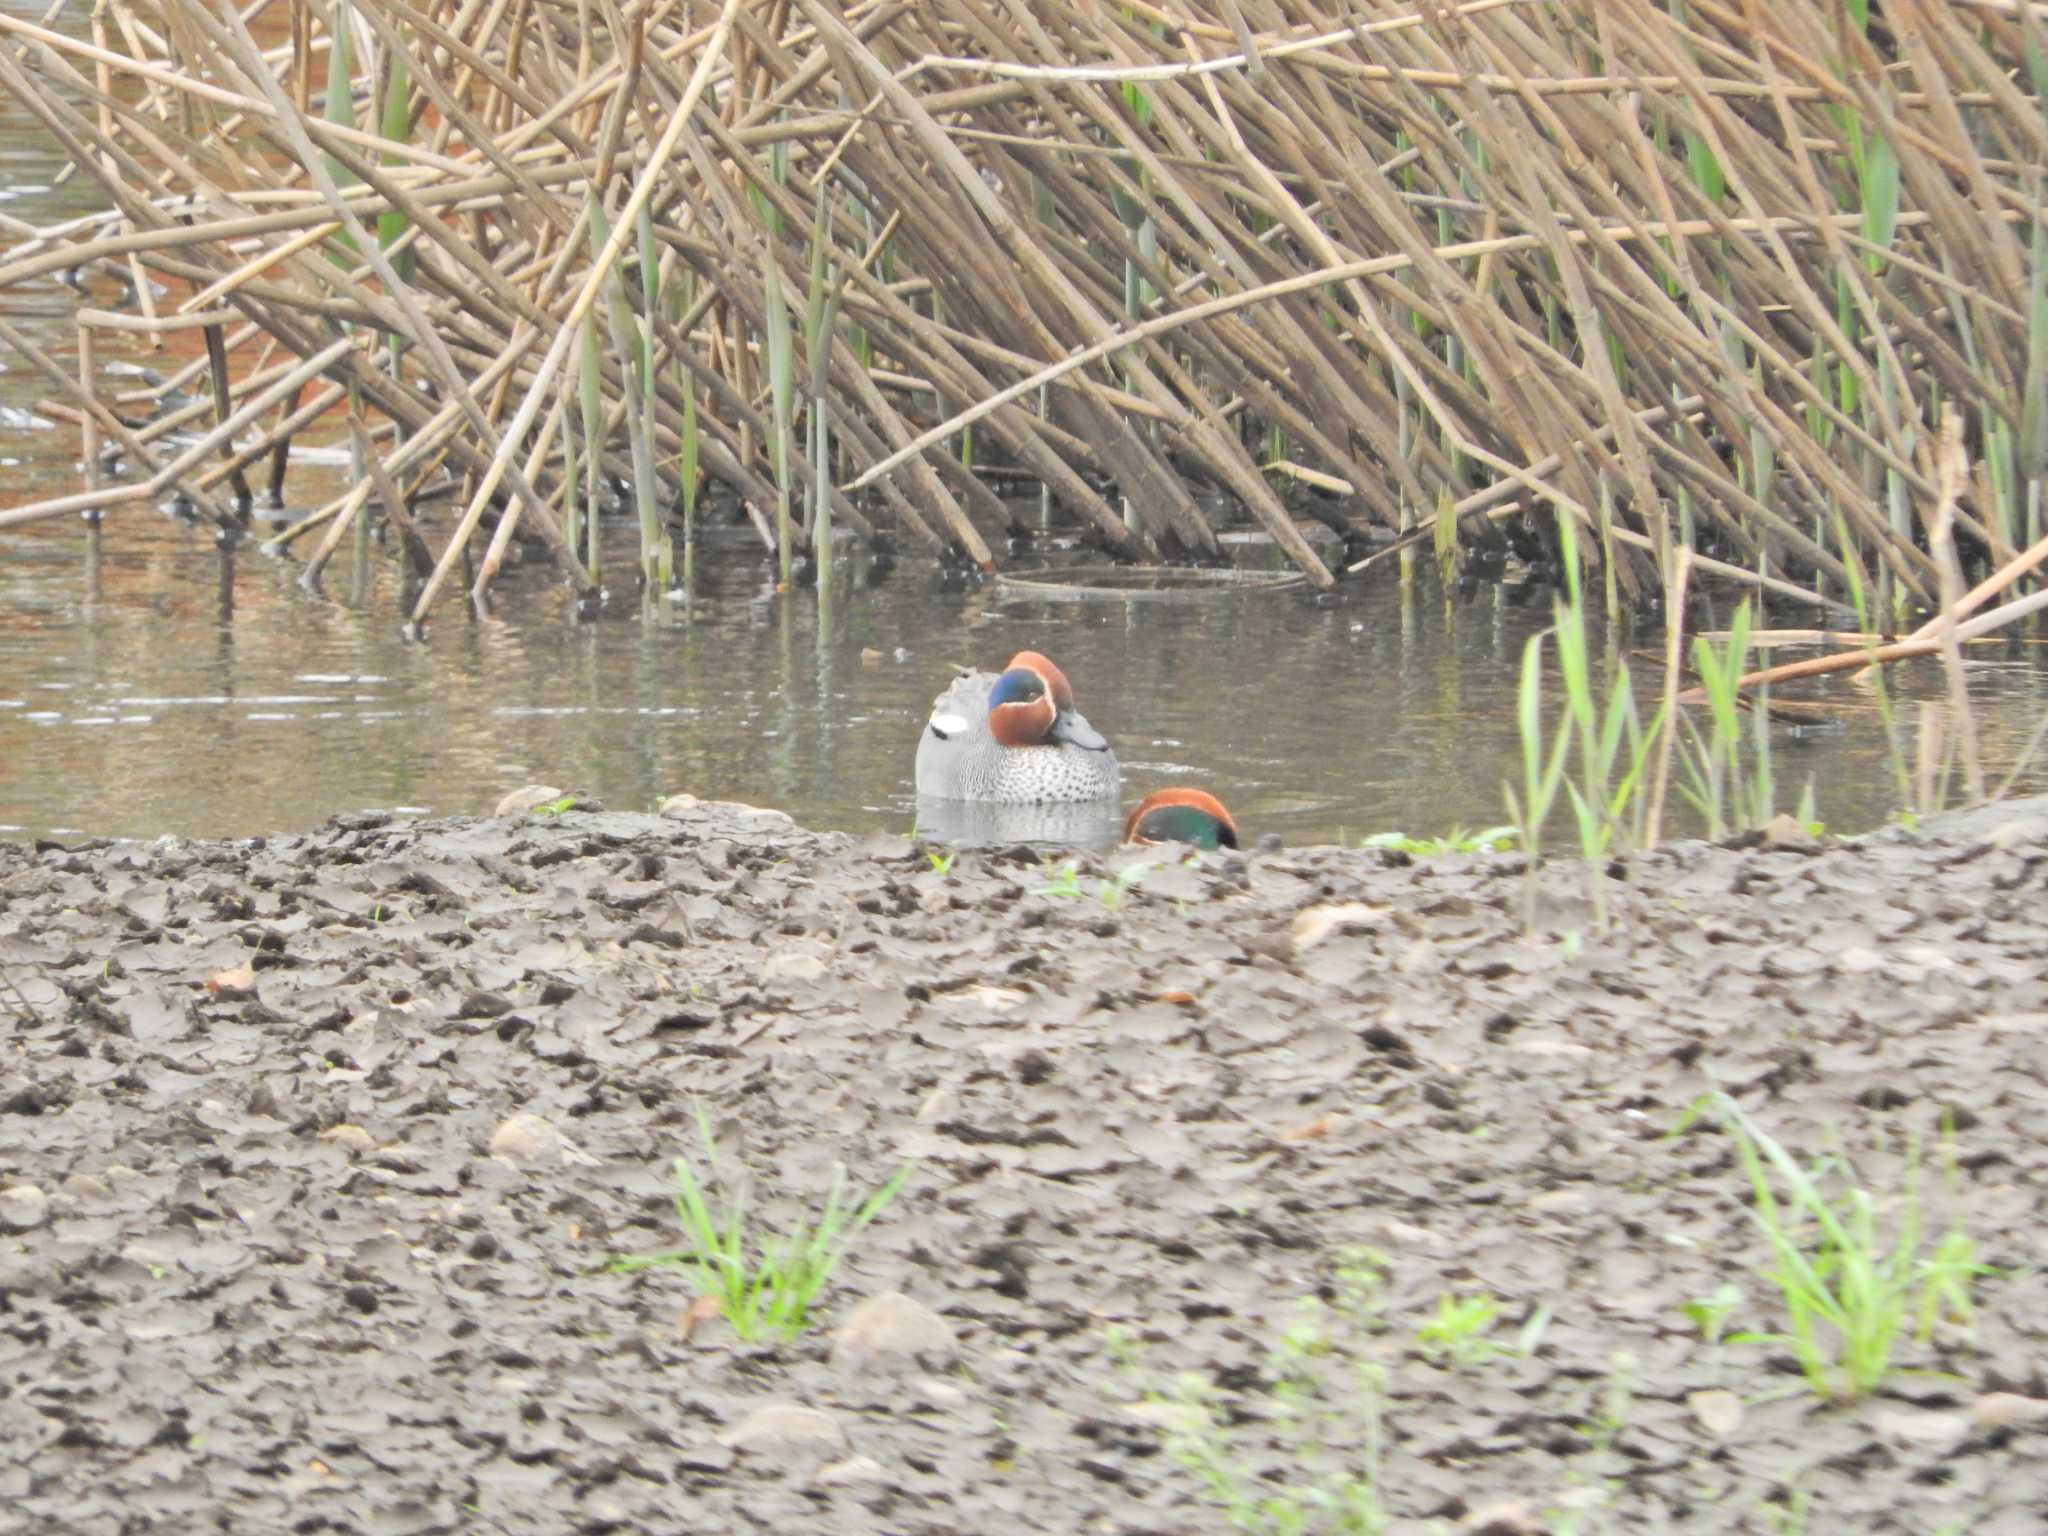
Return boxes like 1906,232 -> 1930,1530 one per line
588,204 -> 670,591
1507,511 -> 1666,923
670,273 -> 702,569
575,312 -> 604,573
608,1107 -> 913,1342
1505,622 -> 1570,874
1685,1091 -> 1987,1404
2022,170 -> 2048,549
752,144 -> 797,588
803,191 -> 845,585
1676,599 -> 1772,838
323,4 -> 359,192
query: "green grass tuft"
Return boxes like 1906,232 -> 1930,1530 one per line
608,1107 -> 913,1342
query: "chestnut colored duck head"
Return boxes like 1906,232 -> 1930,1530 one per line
914,650 -> 1120,805
1122,788 -> 1239,850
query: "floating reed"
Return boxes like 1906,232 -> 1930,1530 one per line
0,0 -> 2044,619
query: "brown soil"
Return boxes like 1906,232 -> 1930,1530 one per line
2,801 -> 2045,1533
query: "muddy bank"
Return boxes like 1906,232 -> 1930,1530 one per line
1,802 -> 2045,1533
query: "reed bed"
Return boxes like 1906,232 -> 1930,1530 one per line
1,0 -> 2044,622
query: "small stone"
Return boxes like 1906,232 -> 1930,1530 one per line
494,785 -> 569,816
319,1124 -> 376,1154
59,1172 -> 113,1203
1973,1392 -> 2048,1428
816,1454 -> 885,1487
831,1292 -> 958,1372
1380,1217 -> 1447,1250
488,1113 -> 555,1163
761,947 -> 830,983
1463,1499 -> 1542,1534
718,1403 -> 847,1456
910,1375 -> 968,1410
657,794 -> 702,816
0,1185 -> 49,1231
1688,1388 -> 1742,1438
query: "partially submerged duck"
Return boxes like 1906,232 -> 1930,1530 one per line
914,650 -> 1119,805
1122,788 -> 1239,850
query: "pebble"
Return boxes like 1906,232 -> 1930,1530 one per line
718,1403 -> 847,1456
59,1172 -> 113,1203
1973,1392 -> 2048,1428
831,1292 -> 958,1372
1687,1388 -> 1742,1437
761,946 -> 830,983
0,1185 -> 49,1232
319,1124 -> 377,1154
488,1113 -> 555,1163
815,1455 -> 885,1487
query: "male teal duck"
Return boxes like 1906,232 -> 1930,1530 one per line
1122,788 -> 1239,850
914,650 -> 1120,804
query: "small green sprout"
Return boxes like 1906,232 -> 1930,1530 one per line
1681,1282 -> 1745,1348
1415,1292 -> 1503,1367
1362,826 -> 1517,856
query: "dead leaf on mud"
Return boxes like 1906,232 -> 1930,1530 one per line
1688,1388 -> 1742,1437
1278,1111 -> 1340,1142
1290,901 -> 1388,953
678,1294 -> 724,1342
206,962 -> 257,995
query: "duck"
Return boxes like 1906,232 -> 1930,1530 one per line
914,650 -> 1119,804
1122,788 -> 1239,850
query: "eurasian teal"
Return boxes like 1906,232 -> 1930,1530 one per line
914,650 -> 1120,804
1122,788 -> 1238,850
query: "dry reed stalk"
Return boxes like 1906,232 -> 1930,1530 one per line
0,0 -> 2036,619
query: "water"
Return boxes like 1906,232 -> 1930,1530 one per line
2,0 -> 2045,848
5,510 -> 2046,846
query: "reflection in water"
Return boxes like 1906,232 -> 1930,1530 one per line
913,795 -> 1125,851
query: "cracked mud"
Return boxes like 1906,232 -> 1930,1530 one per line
2,799 -> 2045,1533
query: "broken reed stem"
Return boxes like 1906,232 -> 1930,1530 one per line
1646,549 -> 1693,851
1926,409 -> 1984,803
